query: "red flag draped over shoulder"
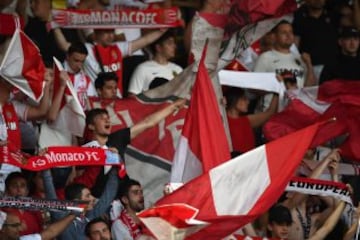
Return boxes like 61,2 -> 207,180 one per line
0,28 -> 45,102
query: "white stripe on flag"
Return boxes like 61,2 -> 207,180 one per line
210,146 -> 270,215
170,136 -> 203,183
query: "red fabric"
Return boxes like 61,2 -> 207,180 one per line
20,31 -> 46,101
11,209 -> 42,235
73,166 -> 102,189
227,115 -> 255,153
93,44 -> 124,95
180,42 -> 231,173
318,80 -> 360,106
142,122 -> 321,239
0,14 -> 24,35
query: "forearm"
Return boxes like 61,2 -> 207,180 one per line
47,85 -> 66,122
130,29 -> 166,53
41,214 -> 76,240
304,64 -> 316,86
53,28 -> 71,52
27,82 -> 51,121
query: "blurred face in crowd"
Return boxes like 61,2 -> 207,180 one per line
98,0 -> 111,7
123,185 -> 145,212
274,23 -> 294,50
66,52 -> 87,74
97,80 -> 117,99
89,113 -> 111,137
95,29 -> 115,47
31,0 -> 51,20
305,0 -> 325,10
339,37 -> 360,56
235,96 -> 250,114
80,188 -> 96,211
87,221 -> 112,240
268,222 -> 291,239
6,177 -> 29,197
0,213 -> 22,240
157,37 -> 177,60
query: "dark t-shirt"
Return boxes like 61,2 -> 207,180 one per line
320,53 -> 360,83
292,6 -> 338,66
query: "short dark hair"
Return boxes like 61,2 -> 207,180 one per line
224,87 -> 246,111
67,42 -> 88,55
95,72 -> 118,89
64,183 -> 87,200
118,179 -> 141,201
149,29 -> 176,55
268,205 -> 293,225
5,172 -> 28,190
271,20 -> 292,33
85,108 -> 109,126
85,217 -> 111,237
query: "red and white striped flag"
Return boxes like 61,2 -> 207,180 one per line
0,29 -> 45,102
170,43 -> 231,184
139,121 -> 322,239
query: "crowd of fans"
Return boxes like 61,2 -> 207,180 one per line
1,0 -> 360,239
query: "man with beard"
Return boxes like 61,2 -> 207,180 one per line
85,217 -> 112,240
110,179 -> 149,240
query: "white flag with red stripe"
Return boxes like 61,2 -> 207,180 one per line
139,121 -> 322,239
51,57 -> 85,137
170,43 -> 231,184
0,29 -> 45,102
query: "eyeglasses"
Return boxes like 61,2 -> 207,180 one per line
3,222 -> 22,228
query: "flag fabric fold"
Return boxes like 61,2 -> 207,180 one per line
0,29 -> 45,102
170,43 -> 231,184
140,122 -> 322,239
264,80 -> 360,161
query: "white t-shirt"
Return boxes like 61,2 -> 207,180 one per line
20,234 -> 42,240
128,60 -> 183,94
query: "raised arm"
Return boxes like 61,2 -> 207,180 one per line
40,213 -> 76,240
47,71 -> 69,122
53,28 -> 71,52
129,29 -> 167,54
130,98 -> 186,139
247,94 -> 278,128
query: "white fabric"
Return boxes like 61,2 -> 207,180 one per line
84,42 -> 130,83
20,233 -> 42,240
209,146 -> 270,215
0,210 -> 6,230
110,200 -> 133,240
38,122 -> 73,148
128,60 -> 183,94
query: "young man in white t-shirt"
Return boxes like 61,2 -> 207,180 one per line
128,30 -> 183,95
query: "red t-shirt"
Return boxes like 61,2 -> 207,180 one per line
227,115 -> 255,153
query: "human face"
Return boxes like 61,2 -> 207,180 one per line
157,37 -> 177,60
88,222 -> 111,240
6,177 -> 28,197
31,0 -> 51,20
125,185 -> 144,212
274,23 -> 294,50
339,37 -> 360,56
95,30 -> 115,47
66,52 -> 87,74
268,222 -> 291,239
235,96 -> 249,114
1,214 -> 22,240
80,188 -> 96,211
89,113 -> 111,137
98,80 -> 117,99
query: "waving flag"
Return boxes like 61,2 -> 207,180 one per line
264,80 -> 360,161
170,43 -> 231,184
139,122 -> 322,239
0,29 -> 45,102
